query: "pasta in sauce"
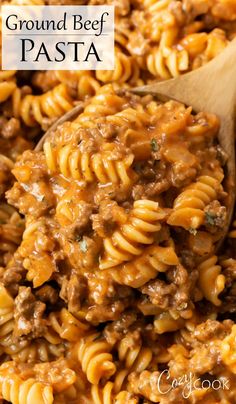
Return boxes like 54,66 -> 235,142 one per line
0,1 -> 236,403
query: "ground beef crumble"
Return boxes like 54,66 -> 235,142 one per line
14,287 -> 47,338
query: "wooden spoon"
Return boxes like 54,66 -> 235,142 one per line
35,39 -> 236,244
134,38 -> 236,245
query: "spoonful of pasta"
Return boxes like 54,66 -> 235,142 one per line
134,37 -> 236,247
36,37 -> 236,248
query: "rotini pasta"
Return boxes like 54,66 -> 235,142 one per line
17,218 -> 58,288
0,284 -> 14,353
45,308 -> 90,343
147,46 -> 189,79
74,84 -> 125,127
0,370 -> 53,404
110,244 -> 179,287
91,381 -> 114,404
44,141 -> 136,186
73,333 -> 116,384
96,47 -> 142,85
198,255 -> 225,306
106,105 -> 150,128
117,334 -> 152,373
12,84 -> 74,127
154,312 -> 185,334
100,200 -> 166,269
54,70 -> 101,100
168,175 -> 223,230
91,383 -> 138,404
10,339 -> 65,363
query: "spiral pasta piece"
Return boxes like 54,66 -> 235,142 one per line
146,22 -> 228,79
75,84 -> 125,127
44,141 -> 135,186
17,218 -> 57,288
91,381 -> 114,404
154,312 -> 185,334
106,106 -> 150,128
181,29 -> 228,69
13,84 -> 74,127
167,175 -> 222,230
145,10 -> 187,79
96,47 -> 141,85
141,0 -> 175,47
111,244 -> 179,288
91,382 -> 138,404
74,333 -> 116,385
10,339 -> 65,363
147,46 -> 189,79
0,284 -> 15,353
0,372 -> 53,404
118,335 -> 152,373
23,251 -> 55,288
91,368 -> 133,403
198,256 -> 225,306
55,70 -> 101,100
112,369 -> 130,395
100,200 -> 166,269
45,308 -> 90,343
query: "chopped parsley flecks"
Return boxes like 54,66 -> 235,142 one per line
79,238 -> 88,252
205,212 -> 216,226
189,227 -> 197,236
150,138 -> 158,152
